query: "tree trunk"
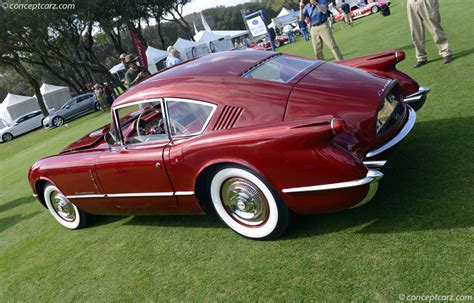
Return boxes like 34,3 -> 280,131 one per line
155,18 -> 166,50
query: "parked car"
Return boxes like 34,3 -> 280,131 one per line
42,93 -> 99,128
0,110 -> 44,142
29,50 -> 429,239
332,1 -> 391,22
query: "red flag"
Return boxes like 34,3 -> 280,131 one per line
130,31 -> 148,67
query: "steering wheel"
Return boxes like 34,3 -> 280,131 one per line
136,107 -> 164,142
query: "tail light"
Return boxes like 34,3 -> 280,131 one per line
330,118 -> 346,135
395,50 -> 406,63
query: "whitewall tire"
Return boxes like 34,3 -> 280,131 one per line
43,184 -> 89,229
210,167 -> 289,239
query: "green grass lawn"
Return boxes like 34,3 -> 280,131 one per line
1,1 -> 473,301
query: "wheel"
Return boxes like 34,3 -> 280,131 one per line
52,116 -> 65,127
209,166 -> 289,240
274,40 -> 281,48
43,183 -> 90,229
371,5 -> 379,13
94,101 -> 101,111
2,132 -> 13,142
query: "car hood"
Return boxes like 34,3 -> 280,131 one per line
60,125 -> 109,153
285,62 -> 396,156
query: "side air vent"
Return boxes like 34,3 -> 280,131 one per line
213,105 -> 243,130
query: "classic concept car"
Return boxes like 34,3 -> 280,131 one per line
42,93 -> 100,128
0,110 -> 44,142
29,50 -> 429,239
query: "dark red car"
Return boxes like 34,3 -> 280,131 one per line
29,50 -> 429,239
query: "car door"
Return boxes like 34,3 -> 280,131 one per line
76,95 -> 92,115
11,116 -> 27,136
65,98 -> 81,119
94,99 -> 177,213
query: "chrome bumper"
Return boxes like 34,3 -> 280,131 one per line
282,169 -> 383,193
366,107 -> 416,158
403,86 -> 430,111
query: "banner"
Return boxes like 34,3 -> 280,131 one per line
246,15 -> 267,37
130,31 -> 148,67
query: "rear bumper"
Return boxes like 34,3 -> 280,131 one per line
366,107 -> 416,158
403,86 -> 430,111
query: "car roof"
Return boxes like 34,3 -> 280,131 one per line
112,50 -> 277,108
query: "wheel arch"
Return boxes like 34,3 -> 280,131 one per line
193,160 -> 265,213
34,177 -> 59,209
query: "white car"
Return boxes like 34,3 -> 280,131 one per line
0,110 -> 44,142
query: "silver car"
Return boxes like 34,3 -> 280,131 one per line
42,93 -> 100,128
0,110 -> 44,142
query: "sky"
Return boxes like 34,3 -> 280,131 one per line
182,0 -> 256,15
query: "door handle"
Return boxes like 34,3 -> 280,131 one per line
155,162 -> 161,169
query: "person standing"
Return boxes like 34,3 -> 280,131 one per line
407,0 -> 452,68
300,0 -> 343,61
284,24 -> 295,44
165,47 -> 182,67
341,0 -> 353,27
124,55 -> 150,87
298,20 -> 310,41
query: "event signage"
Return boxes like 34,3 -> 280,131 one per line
130,32 -> 148,67
246,16 -> 267,37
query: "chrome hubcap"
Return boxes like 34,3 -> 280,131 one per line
51,192 -> 76,222
221,177 -> 269,226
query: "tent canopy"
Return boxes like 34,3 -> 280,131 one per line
146,46 -> 168,74
269,8 -> 298,28
197,31 -> 233,52
110,63 -> 126,74
0,93 -> 39,125
173,38 -> 209,60
40,83 -> 70,111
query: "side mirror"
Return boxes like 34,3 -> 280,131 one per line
65,105 -> 70,109
104,132 -> 116,145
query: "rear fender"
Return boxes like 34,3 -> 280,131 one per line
338,50 -> 419,96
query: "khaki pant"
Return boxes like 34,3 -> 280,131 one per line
407,0 -> 451,61
310,21 -> 343,61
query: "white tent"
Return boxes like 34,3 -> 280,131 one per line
269,8 -> 298,28
40,83 -> 70,111
197,31 -> 233,52
146,46 -> 168,74
0,93 -> 39,125
110,63 -> 126,74
173,38 -> 209,60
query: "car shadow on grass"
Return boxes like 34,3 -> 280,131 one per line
284,116 -> 474,239
123,214 -> 225,229
0,196 -> 35,213
0,212 -> 41,233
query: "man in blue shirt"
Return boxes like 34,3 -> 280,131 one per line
299,0 -> 343,61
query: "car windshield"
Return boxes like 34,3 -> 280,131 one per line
242,55 -> 314,83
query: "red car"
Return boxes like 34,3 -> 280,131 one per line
333,1 -> 390,22
29,50 -> 429,239
248,35 -> 289,50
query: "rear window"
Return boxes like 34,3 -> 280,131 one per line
242,55 -> 314,83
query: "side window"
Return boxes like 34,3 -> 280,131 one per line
78,95 -> 90,103
16,117 -> 25,124
115,100 -> 168,145
166,99 -> 215,137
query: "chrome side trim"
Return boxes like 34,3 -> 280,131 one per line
67,194 -> 107,199
366,108 -> 416,158
403,86 -> 430,102
107,192 -> 174,198
282,170 -> 383,193
363,160 -> 387,169
174,191 -> 195,196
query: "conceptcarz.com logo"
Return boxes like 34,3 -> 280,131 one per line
0,1 -> 76,10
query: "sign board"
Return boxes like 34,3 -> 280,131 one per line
246,15 -> 267,37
